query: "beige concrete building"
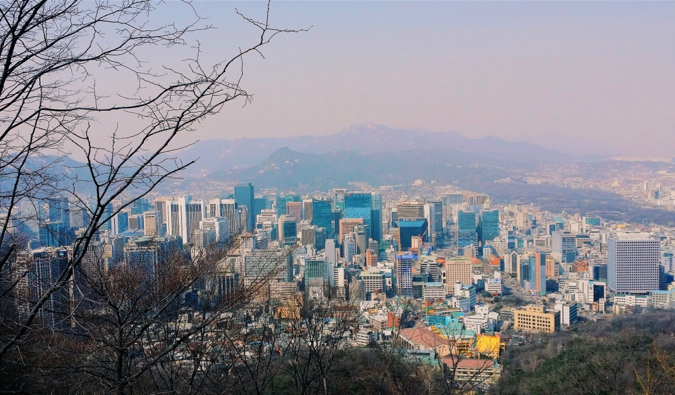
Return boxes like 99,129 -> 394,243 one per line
339,218 -> 364,243
442,257 -> 473,294
513,305 -> 560,333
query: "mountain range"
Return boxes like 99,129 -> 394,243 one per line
176,123 -> 584,176
207,146 -> 516,190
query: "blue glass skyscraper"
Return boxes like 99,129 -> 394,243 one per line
370,193 -> 382,242
234,183 -> 254,232
344,192 -> 372,239
311,199 -> 333,238
479,210 -> 500,245
457,210 -> 477,248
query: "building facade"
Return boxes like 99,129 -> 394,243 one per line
608,233 -> 660,293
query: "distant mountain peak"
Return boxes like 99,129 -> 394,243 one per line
175,123 -> 580,177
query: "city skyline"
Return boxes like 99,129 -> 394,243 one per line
4,1 -> 675,392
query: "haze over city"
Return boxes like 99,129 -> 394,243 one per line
157,1 -> 675,158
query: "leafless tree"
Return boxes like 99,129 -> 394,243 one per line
0,0 -> 306,390
282,296 -> 358,395
4,235 -> 297,393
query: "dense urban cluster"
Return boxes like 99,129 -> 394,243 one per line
5,180 -> 675,393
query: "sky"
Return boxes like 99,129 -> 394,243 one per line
148,1 -> 675,157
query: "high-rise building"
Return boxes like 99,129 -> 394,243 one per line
123,237 -> 171,276
39,222 -> 69,247
360,271 -> 385,299
535,252 -> 547,294
143,211 -> 161,237
325,239 -> 338,266
111,211 -> 129,236
552,231 -> 577,263
154,197 -> 172,227
397,201 -> 424,221
608,233 -> 660,293
256,209 -> 277,232
275,197 -> 287,216
278,215 -> 297,246
305,259 -> 330,285
234,183 -> 254,232
39,197 -> 73,247
344,192 -> 372,239
164,200 -> 182,241
244,249 -> 293,283
305,259 -> 328,299
339,218 -> 363,244
253,197 -> 268,221
398,219 -> 428,251
506,251 -> 520,276
129,197 -> 151,215
311,199 -> 333,238
301,226 -> 316,247
545,255 -> 557,279
200,217 -> 229,243
353,224 -> 368,255
395,254 -> 414,296
520,254 -> 537,290
468,193 -> 489,207
286,202 -> 302,223
443,257 -> 473,294
128,214 -> 143,231
343,233 -> 357,263
163,197 -> 207,243
16,248 -> 70,328
47,197 -> 70,229
443,193 -> 464,206
504,232 -> 514,251
332,189 -> 347,211
554,301 -> 578,326
592,264 -> 608,281
457,211 -> 477,249
206,198 -> 238,235
478,210 -> 500,245
371,193 -> 383,242
428,200 -> 443,243
302,199 -> 313,222
69,207 -> 90,229
423,203 -> 436,243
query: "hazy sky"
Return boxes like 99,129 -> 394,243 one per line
155,1 -> 675,157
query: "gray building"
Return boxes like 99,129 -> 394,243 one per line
552,231 -> 577,263
608,233 -> 660,294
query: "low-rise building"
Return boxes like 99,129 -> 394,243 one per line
423,282 -> 446,300
450,296 -> 472,313
442,358 -> 502,386
513,305 -> 560,333
651,290 -> 675,308
614,293 -> 649,308
356,329 -> 375,346
398,328 -> 451,357
474,333 -> 504,359
485,278 -> 502,295
554,301 -> 578,326
370,314 -> 388,331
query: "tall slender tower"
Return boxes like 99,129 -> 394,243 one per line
234,183 -> 254,232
